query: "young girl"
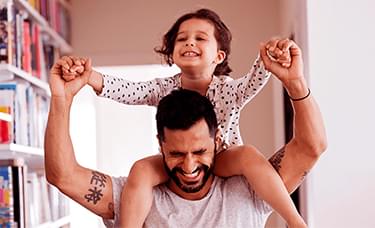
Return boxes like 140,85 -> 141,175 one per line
62,9 -> 304,228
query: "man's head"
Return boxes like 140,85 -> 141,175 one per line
156,89 -> 219,199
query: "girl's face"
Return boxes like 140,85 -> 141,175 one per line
172,18 -> 225,76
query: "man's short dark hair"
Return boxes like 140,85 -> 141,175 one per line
156,89 -> 218,141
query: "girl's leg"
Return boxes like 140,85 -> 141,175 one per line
119,154 -> 168,228
214,145 -> 307,228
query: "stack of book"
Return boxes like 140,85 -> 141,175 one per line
0,82 -> 49,147
0,158 -> 27,228
0,0 -> 68,82
0,159 -> 70,227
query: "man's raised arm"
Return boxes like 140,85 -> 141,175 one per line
44,57 -> 114,218
260,39 -> 328,193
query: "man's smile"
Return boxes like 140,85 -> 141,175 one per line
177,168 -> 203,182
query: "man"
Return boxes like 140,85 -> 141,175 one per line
44,39 -> 327,227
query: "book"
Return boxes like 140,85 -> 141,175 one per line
0,106 -> 11,143
27,172 -> 55,226
0,85 -> 15,144
0,82 -> 29,146
0,158 -> 27,228
0,0 -> 16,65
21,20 -> 31,74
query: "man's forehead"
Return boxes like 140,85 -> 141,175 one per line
161,120 -> 213,148
163,119 -> 211,138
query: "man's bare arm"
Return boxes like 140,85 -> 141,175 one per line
261,39 -> 327,193
269,92 -> 327,193
44,57 -> 115,219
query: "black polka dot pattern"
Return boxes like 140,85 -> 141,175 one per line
98,55 -> 271,146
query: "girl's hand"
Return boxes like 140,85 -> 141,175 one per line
260,38 -> 304,87
59,56 -> 88,81
49,56 -> 92,100
266,38 -> 292,68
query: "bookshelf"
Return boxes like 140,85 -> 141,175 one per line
13,0 -> 72,53
0,111 -> 12,121
0,63 -> 50,93
0,0 -> 72,227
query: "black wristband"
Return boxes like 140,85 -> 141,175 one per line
289,88 -> 311,101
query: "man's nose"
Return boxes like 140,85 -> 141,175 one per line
182,154 -> 197,173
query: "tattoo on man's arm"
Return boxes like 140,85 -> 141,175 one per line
269,146 -> 286,173
84,171 -> 107,205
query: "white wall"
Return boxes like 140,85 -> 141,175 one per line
69,86 -> 99,227
306,0 -> 375,227
94,64 -> 180,177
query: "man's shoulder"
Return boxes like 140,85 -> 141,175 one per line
217,175 -> 248,185
217,176 -> 255,194
218,176 -> 273,214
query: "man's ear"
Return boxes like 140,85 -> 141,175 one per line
215,50 -> 226,64
214,129 -> 223,149
157,134 -> 163,147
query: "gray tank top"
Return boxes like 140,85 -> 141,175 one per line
104,175 -> 272,228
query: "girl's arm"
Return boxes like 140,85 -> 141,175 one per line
59,56 -> 179,106
224,46 -> 290,109
95,73 -> 178,106
224,54 -> 272,108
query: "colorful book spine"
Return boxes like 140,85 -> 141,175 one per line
0,0 -> 16,65
0,159 -> 27,228
0,106 -> 11,143
0,165 -> 17,227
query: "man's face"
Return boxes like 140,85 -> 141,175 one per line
160,119 -> 217,200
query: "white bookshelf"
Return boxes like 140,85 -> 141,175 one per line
14,0 -> 73,54
0,112 -> 12,122
0,0 -> 72,227
0,143 -> 44,171
0,64 -> 51,94
0,143 -> 44,156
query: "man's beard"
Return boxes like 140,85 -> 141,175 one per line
162,154 -> 215,193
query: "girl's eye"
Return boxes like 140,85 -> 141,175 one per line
176,37 -> 187,42
196,37 -> 205,41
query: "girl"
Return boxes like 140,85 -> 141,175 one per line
62,8 -> 304,228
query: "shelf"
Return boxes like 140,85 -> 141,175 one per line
0,64 -> 50,95
1,0 -> 72,225
0,143 -> 44,171
14,0 -> 73,54
0,112 -> 12,122
36,216 -> 71,228
0,143 -> 44,156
